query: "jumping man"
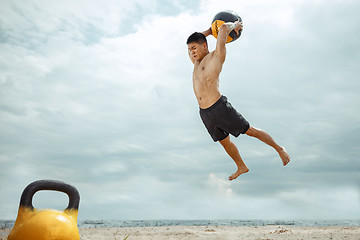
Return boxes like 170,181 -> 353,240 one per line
187,19 -> 290,181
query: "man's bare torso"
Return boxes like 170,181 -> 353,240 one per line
192,51 -> 223,109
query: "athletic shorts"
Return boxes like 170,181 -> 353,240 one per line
199,96 -> 250,142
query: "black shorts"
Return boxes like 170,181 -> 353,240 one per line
199,96 -> 250,142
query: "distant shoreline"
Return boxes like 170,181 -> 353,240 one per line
1,219 -> 359,229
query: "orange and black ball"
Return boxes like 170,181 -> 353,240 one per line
211,10 -> 242,43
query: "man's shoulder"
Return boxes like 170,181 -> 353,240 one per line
201,51 -> 216,63
203,51 -> 223,67
194,51 -> 217,69
208,50 -> 216,58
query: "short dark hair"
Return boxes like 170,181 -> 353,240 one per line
186,32 -> 207,45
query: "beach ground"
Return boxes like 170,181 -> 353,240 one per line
1,225 -> 359,240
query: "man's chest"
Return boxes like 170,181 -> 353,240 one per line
193,60 -> 220,83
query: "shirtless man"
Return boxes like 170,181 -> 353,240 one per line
187,20 -> 290,181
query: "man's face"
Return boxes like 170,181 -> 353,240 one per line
187,42 -> 207,62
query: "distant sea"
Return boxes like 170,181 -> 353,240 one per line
1,219 -> 359,229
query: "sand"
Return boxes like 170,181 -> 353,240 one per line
1,225 -> 359,240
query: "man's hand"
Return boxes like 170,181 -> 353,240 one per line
233,19 -> 243,35
224,18 -> 243,35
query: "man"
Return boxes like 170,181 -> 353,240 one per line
187,19 -> 290,181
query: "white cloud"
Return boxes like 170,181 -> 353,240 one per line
208,173 -> 233,197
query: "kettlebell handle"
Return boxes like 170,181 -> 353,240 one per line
19,180 -> 80,210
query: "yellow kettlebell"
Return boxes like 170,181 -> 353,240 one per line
8,180 -> 80,240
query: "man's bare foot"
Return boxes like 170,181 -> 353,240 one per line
228,167 -> 249,181
278,147 -> 290,166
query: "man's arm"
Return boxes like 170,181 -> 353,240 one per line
215,19 -> 243,63
201,27 -> 212,37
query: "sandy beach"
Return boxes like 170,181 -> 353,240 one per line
1,225 -> 359,240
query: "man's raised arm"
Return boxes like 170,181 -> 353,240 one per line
215,19 -> 243,62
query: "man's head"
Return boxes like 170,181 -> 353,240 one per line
187,32 -> 209,62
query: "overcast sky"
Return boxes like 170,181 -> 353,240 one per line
0,0 -> 359,221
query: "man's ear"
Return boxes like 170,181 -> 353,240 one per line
202,42 -> 207,50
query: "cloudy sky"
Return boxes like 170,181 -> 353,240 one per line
0,0 -> 359,221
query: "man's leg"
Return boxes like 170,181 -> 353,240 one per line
245,126 -> 290,166
219,135 -> 249,181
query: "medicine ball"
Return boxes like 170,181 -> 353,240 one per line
211,10 -> 242,43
